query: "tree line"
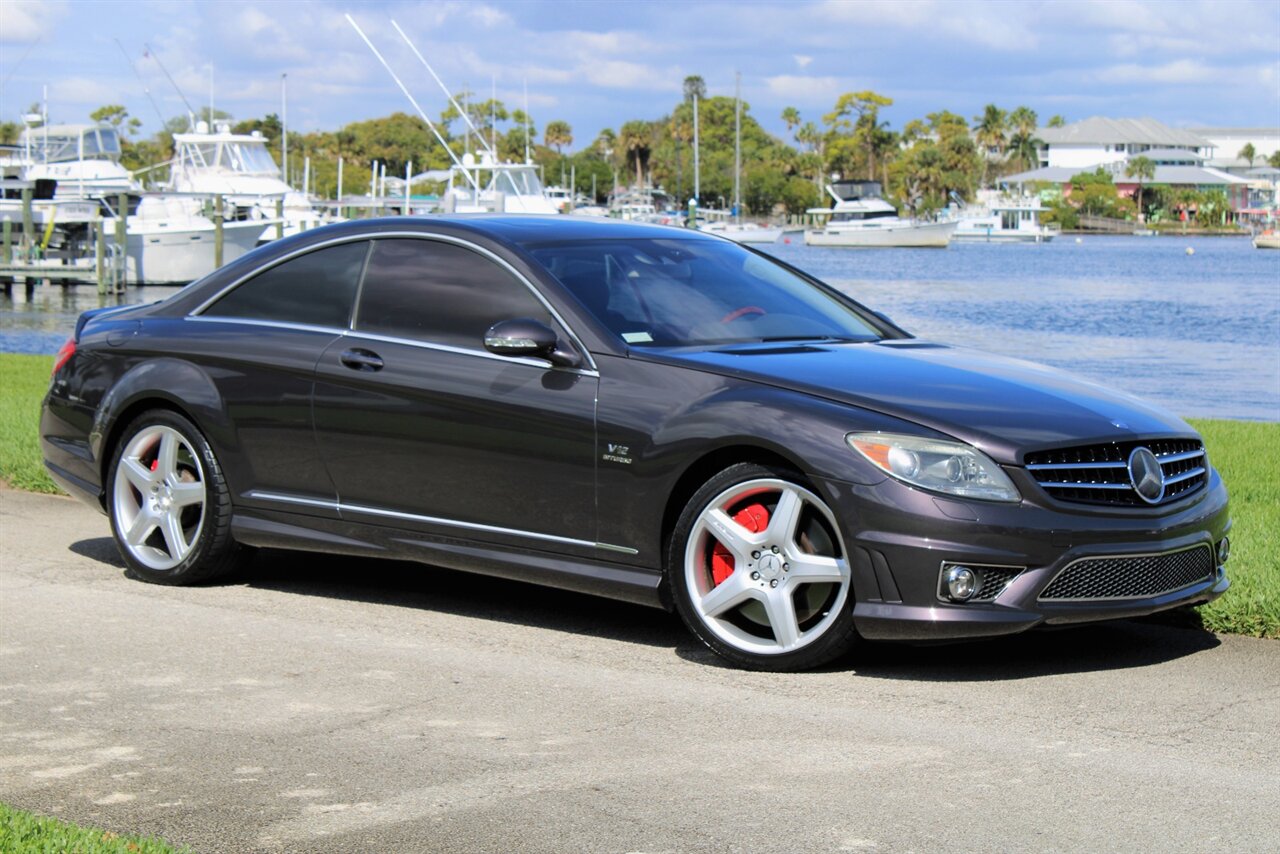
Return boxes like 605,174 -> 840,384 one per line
5,76 -> 1276,218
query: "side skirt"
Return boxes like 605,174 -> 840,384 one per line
231,508 -> 666,609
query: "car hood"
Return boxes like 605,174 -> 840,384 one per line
644,340 -> 1193,463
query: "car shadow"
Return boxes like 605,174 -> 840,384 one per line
69,538 -> 1220,676
840,616 -> 1221,681
244,547 -> 692,652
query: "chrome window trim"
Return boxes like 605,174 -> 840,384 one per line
189,229 -> 597,373
1036,543 -> 1215,603
184,315 -> 347,336
245,490 -> 636,555
340,329 -> 599,377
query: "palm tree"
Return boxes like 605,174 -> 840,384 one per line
781,106 -> 801,137
618,120 -> 651,187
1238,142 -> 1257,168
1008,130 -> 1044,171
1008,106 -> 1038,138
1125,155 -> 1156,221
1047,115 -> 1066,128
544,120 -> 572,154
973,105 -> 1008,186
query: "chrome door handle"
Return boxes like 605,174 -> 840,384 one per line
340,348 -> 384,372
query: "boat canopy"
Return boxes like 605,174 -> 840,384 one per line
18,124 -> 122,162
173,134 -> 281,177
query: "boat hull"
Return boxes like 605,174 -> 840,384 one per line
125,220 -> 263,285
805,220 -> 957,248
1253,234 -> 1280,249
952,227 -> 1056,243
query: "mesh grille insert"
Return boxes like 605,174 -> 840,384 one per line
1039,546 -> 1214,601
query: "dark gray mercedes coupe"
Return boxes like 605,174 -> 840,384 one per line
41,216 -> 1231,670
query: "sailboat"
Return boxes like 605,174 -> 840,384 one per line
699,73 -> 782,245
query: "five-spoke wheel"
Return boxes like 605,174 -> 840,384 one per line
107,410 -> 246,584
670,463 -> 858,670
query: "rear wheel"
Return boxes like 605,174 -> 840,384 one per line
669,463 -> 859,671
107,410 -> 246,585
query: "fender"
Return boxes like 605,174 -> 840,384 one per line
91,357 -> 231,480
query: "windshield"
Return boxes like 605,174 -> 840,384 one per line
527,238 -> 885,347
223,141 -> 280,175
496,167 -> 544,197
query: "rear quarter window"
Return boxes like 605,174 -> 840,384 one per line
204,241 -> 369,328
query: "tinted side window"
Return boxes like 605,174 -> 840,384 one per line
356,239 -> 554,348
206,241 -> 368,328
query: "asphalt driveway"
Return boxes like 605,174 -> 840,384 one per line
2,487 -> 1277,852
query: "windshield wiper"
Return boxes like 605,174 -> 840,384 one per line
757,335 -> 857,343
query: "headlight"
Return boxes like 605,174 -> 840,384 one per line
846,432 -> 1020,503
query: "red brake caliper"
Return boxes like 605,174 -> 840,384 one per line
711,503 -> 770,586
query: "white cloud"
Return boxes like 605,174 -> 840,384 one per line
0,0 -> 65,43
765,74 -> 842,104
794,54 -> 813,69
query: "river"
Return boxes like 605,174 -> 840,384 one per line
3,234 -> 1277,421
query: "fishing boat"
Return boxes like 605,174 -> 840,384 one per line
1253,229 -> 1280,249
805,182 -> 957,248
953,197 -> 1058,243
442,151 -> 559,214
18,124 -> 137,198
121,195 -> 263,284
165,122 -> 331,241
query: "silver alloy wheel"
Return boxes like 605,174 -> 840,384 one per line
684,478 -> 851,656
112,424 -> 207,571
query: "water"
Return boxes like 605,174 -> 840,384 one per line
3,235 -> 1278,420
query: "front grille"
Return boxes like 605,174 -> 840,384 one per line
1024,438 -> 1207,507
1038,545 -> 1214,601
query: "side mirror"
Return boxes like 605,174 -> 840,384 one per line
484,318 -> 581,368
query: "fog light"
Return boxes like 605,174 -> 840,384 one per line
945,566 -> 979,602
1217,537 -> 1231,565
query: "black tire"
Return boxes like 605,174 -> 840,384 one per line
106,409 -> 248,585
668,462 -> 860,671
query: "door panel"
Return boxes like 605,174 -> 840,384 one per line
312,337 -> 598,550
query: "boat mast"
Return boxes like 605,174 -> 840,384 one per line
733,71 -> 741,223
281,73 -> 288,188
693,93 -> 700,205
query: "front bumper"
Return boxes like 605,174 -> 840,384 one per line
814,470 -> 1231,642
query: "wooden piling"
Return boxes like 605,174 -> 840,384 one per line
95,210 -> 106,295
21,188 -> 34,254
115,193 -> 128,288
213,194 -> 224,268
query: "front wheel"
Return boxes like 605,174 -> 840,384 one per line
107,409 -> 247,585
668,463 -> 860,671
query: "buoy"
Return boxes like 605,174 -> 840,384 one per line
784,237 -> 791,244
1075,237 -> 1083,244
1185,247 -> 1195,256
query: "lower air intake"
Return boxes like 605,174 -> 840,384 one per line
1038,545 -> 1214,601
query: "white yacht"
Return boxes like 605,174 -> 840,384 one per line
953,197 -> 1058,243
443,151 -> 559,214
805,182 -> 957,248
699,218 -> 783,244
167,122 -> 329,241
122,195 -> 263,284
18,124 -> 136,198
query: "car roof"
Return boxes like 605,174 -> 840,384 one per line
298,214 -> 718,246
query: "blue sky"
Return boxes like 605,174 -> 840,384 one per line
3,0 -> 1278,150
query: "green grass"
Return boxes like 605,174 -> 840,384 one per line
1189,419 -> 1280,637
0,354 -> 59,493
0,803 -> 188,853
1,353 -> 1275,635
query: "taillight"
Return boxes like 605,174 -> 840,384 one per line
52,338 -> 77,375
